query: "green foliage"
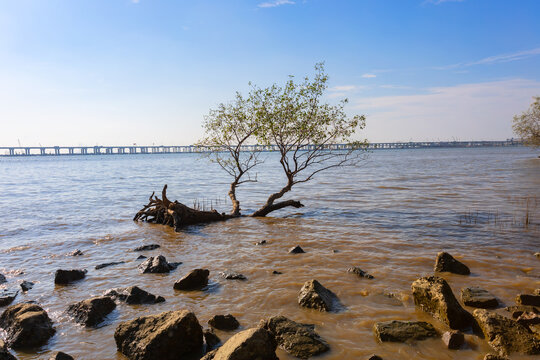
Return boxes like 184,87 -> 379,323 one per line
513,96 -> 540,148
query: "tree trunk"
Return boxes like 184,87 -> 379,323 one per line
250,177 -> 304,217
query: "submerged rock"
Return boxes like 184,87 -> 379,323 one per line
200,327 -> 278,360
373,320 -> 437,342
49,352 -> 74,360
0,303 -> 55,348
0,274 -> 6,284
367,356 -> 383,360
114,310 -> 203,360
54,269 -> 87,285
138,255 -> 179,273
347,267 -> 374,279
442,330 -> 464,349
174,269 -> 209,290
272,271 -> 283,275
67,296 -> 116,327
261,315 -> 329,359
69,249 -> 83,256
95,261 -> 125,270
136,255 -> 147,260
516,294 -> 540,307
104,286 -> 165,304
461,287 -> 498,308
298,279 -> 341,312
473,308 -> 540,355
411,276 -> 473,330
208,314 -> 240,331
204,329 -> 221,350
0,289 -> 18,307
289,245 -> 305,254
133,244 -> 160,251
19,281 -> 34,292
256,240 -> 267,245
434,252 -> 470,275
219,271 -> 247,281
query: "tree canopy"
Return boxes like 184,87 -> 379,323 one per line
513,96 -> 540,148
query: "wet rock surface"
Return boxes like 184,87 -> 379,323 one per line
505,305 -> 539,318
137,255 -> 180,273
104,286 -> 165,304
516,294 -> 540,307
0,274 -> 6,284
373,320 -> 437,342
442,330 -> 464,349
208,314 -> 239,331
483,355 -> 509,360
204,329 -> 221,351
411,276 -> 473,330
54,269 -> 87,285
95,261 -> 125,270
434,252 -> 470,275
298,280 -> 341,312
0,340 -> 17,360
261,315 -> 329,359
67,296 -> 116,327
174,269 -> 209,290
472,308 -> 540,355
133,244 -> 160,251
461,287 -> 498,308
19,281 -> 34,292
200,327 -> 278,360
219,271 -> 247,281
289,245 -> 305,254
48,351 -> 74,360
114,310 -> 203,360
0,303 -> 55,348
347,267 -> 374,279
0,290 -> 18,307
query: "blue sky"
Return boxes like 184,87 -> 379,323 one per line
1,0 -> 539,146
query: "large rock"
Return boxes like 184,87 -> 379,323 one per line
434,252 -> 470,275
54,269 -> 87,284
373,321 -> 437,342
461,287 -> 498,308
138,255 -> 180,273
411,276 -> 473,330
516,294 -> 540,307
114,310 -> 203,360
0,303 -> 55,348
298,280 -> 340,312
67,296 -> 116,327
201,327 -> 278,360
0,340 -> 17,360
261,315 -> 329,359
208,314 -> 239,331
174,269 -> 209,290
104,286 -> 165,304
49,352 -> 74,360
472,308 -> 540,355
0,289 -> 18,307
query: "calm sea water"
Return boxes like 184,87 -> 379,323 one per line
0,147 -> 539,360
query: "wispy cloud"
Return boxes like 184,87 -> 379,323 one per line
424,0 -> 464,5
362,73 -> 376,78
379,84 -> 412,90
331,85 -> 357,92
437,47 -> 540,70
258,0 -> 295,8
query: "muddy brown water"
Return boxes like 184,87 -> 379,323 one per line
0,147 -> 539,359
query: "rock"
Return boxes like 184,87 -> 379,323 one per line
261,315 -> 329,359
49,351 -> 74,360
208,314 -> 240,331
0,274 -> 6,284
373,321 -> 437,342
0,340 -> 17,360
442,330 -> 464,349
289,245 -> 305,254
298,279 -> 341,312
133,244 -> 160,251
535,252 -> 540,258
516,311 -> 540,327
200,327 -> 277,360
472,308 -> 540,355
204,329 -> 221,350
256,240 -> 267,245
505,305 -> 539,318
67,296 -> 116,327
104,286 -> 165,304
136,255 -> 147,260
95,261 -> 125,270
367,356 -> 382,360
114,310 -> 203,360
174,269 -> 209,290
0,290 -> 18,307
138,255 -> 179,273
516,294 -> 540,307
0,303 -> 55,348
535,289 -> 540,296
20,281 -> 34,292
54,269 -> 87,284
347,267 -> 374,279
219,271 -> 247,280
69,249 -> 83,256
272,271 -> 282,275
411,276 -> 473,330
434,252 -> 470,275
461,287 -> 498,308
483,355 -> 509,360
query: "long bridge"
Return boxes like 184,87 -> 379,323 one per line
0,140 -> 522,156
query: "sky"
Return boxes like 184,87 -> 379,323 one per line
1,0 -> 539,146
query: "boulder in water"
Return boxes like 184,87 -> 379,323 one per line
0,303 -> 55,348
133,244 -> 160,251
434,252 -> 470,275
208,314 -> 240,331
373,320 -> 437,342
200,327 -> 278,360
67,296 -> 116,327
138,255 -> 179,273
104,286 -> 165,304
174,269 -> 209,290
347,267 -> 374,279
298,279 -> 341,312
219,271 -> 247,281
54,269 -> 87,285
289,246 -> 305,254
461,287 -> 498,308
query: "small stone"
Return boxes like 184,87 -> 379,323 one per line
373,320 -> 437,342
69,249 -> 83,256
256,240 -> 267,245
133,244 -> 160,251
95,261 -> 125,270
298,279 -> 341,312
272,270 -> 283,275
54,269 -> 87,285
208,314 -> 239,330
67,296 -> 116,327
174,269 -> 209,290
434,252 -> 470,275
535,252 -> 540,258
0,290 -> 18,307
219,270 -> 247,280
289,245 -> 305,254
332,249 -> 339,253
0,274 -> 6,284
367,356 -> 383,360
516,294 -> 540,307
20,281 -> 34,292
49,352 -> 74,360
136,255 -> 147,260
138,255 -> 178,273
461,287 -> 498,308
516,311 -> 540,327
104,286 -> 165,304
442,330 -> 464,349
347,267 -> 374,279
203,329 -> 221,350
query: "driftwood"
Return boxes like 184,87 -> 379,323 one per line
133,185 -> 233,231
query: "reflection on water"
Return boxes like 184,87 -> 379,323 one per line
0,147 -> 539,359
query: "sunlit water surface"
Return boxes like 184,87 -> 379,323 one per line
0,147 -> 539,360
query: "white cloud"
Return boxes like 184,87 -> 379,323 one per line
379,84 -> 412,90
330,85 -> 357,92
362,73 -> 376,78
437,47 -> 540,70
353,79 -> 540,142
258,0 -> 295,8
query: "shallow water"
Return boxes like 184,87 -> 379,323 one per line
0,147 -> 539,360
